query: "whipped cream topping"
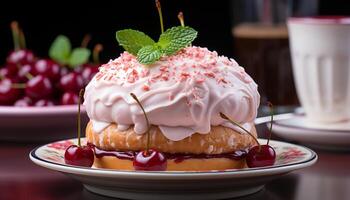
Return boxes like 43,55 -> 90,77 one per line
84,46 -> 260,141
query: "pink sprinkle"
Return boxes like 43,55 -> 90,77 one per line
161,74 -> 169,81
127,76 -> 135,83
204,72 -> 215,78
208,59 -> 217,65
95,72 -> 104,80
218,77 -> 227,84
160,66 -> 168,72
140,68 -> 150,78
122,65 -> 129,71
196,78 -> 205,83
151,73 -> 162,80
222,58 -> 232,65
143,84 -> 150,91
181,72 -> 190,77
132,69 -> 139,76
180,72 -> 190,81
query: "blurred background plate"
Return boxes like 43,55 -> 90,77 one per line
0,105 -> 88,142
270,114 -> 350,151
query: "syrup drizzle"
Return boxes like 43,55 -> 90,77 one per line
88,143 -> 247,163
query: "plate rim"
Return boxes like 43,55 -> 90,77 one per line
271,114 -> 350,133
29,139 -> 318,180
0,105 -> 86,116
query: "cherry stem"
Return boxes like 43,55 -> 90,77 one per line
81,34 -> 91,48
19,29 -> 26,49
25,72 -> 33,80
77,89 -> 84,147
130,93 -> 151,154
10,21 -> 20,51
155,0 -> 164,34
178,12 -> 185,27
267,102 -> 274,145
11,83 -> 26,89
93,44 -> 103,64
220,112 -> 261,151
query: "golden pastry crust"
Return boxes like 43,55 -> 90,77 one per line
93,156 -> 246,171
86,121 -> 257,154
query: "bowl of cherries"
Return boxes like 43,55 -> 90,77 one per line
0,22 -> 101,141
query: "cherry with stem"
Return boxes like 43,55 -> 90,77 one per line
7,21 -> 35,65
64,89 -> 94,167
177,12 -> 185,27
19,27 -> 26,50
81,34 -> 92,48
130,93 -> 167,171
267,102 -> 274,145
220,104 -> 276,168
155,0 -> 164,34
93,44 -> 103,64
130,93 -> 151,153
77,89 -> 83,146
219,112 -> 261,150
11,21 -> 20,51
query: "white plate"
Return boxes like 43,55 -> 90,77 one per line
271,114 -> 350,150
0,105 -> 88,141
30,138 -> 317,200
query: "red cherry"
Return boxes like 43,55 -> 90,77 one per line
64,145 -> 94,167
7,49 -> 35,65
59,72 -> 84,92
14,96 -> 32,107
61,92 -> 79,105
5,63 -> 19,75
82,63 -> 98,68
73,65 -> 84,73
17,64 -> 34,82
25,75 -> 53,100
33,59 -> 61,82
60,67 -> 69,77
133,149 -> 167,171
0,78 -> 22,105
219,112 -> 276,169
81,65 -> 99,84
1,63 -> 19,79
0,68 -> 14,79
246,145 -> 276,168
34,99 -> 55,107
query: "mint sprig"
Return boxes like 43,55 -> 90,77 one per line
116,29 -> 155,55
49,35 -> 91,68
116,26 -> 197,65
158,26 -> 197,55
137,45 -> 162,65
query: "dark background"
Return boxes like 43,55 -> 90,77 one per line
0,0 -> 349,64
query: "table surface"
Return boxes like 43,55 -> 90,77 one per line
1,124 -> 350,200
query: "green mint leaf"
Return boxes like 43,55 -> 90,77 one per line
137,45 -> 163,65
116,29 -> 155,55
49,35 -> 71,65
158,26 -> 197,55
68,48 -> 91,68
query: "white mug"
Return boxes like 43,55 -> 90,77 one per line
288,17 -> 350,123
